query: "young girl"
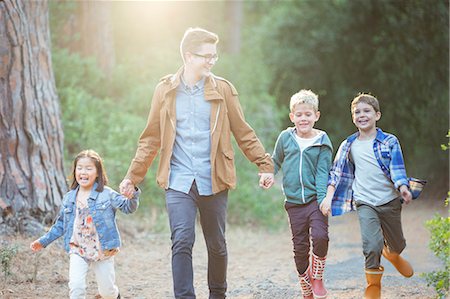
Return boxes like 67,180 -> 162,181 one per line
30,150 -> 139,299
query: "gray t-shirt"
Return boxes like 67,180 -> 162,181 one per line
350,138 -> 399,206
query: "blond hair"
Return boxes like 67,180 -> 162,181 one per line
180,27 -> 219,61
290,89 -> 319,112
351,93 -> 380,114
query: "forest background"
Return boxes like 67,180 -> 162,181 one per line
50,1 -> 448,228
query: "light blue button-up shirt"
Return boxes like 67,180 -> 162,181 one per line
169,76 -> 213,195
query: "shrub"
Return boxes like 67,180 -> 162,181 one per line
0,243 -> 18,280
423,133 -> 450,298
423,196 -> 450,299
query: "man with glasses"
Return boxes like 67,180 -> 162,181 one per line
120,27 -> 274,299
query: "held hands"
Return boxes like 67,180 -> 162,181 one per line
320,196 -> 332,216
258,173 -> 274,189
320,185 -> 336,216
30,240 -> 43,252
399,185 -> 412,204
119,179 -> 135,199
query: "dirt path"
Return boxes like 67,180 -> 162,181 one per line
2,200 -> 444,298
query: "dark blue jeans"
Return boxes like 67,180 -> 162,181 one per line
166,182 -> 228,299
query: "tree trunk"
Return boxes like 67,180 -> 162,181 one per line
0,0 -> 66,235
80,1 -> 115,75
227,1 -> 243,54
57,1 -> 115,76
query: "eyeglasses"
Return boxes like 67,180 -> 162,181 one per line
192,53 -> 219,63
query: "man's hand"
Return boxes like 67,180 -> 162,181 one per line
258,173 -> 274,189
120,179 -> 136,199
399,185 -> 412,204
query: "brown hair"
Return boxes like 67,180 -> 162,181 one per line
180,27 -> 219,61
351,93 -> 380,114
69,149 -> 108,192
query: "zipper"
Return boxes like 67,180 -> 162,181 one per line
290,132 -> 306,203
291,131 -> 323,203
299,149 -> 305,203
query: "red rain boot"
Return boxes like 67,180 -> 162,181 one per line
309,253 -> 328,298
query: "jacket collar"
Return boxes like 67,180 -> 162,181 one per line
288,127 -> 332,148
68,182 -> 100,203
165,66 -> 224,101
347,128 -> 387,144
89,182 -> 100,201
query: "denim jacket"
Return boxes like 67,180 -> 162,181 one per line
328,128 -> 409,216
38,183 -> 139,252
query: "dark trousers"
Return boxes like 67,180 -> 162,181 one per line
285,200 -> 329,275
356,197 -> 406,269
166,182 -> 228,299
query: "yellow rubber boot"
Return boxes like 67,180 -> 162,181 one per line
382,246 -> 414,277
364,266 -> 383,299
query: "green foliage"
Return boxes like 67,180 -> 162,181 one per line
441,130 -> 450,151
423,196 -> 450,298
48,1 -> 448,229
48,1 -> 288,228
214,48 -> 285,227
423,138 -> 450,298
252,0 -> 449,188
52,48 -> 166,212
0,244 -> 18,279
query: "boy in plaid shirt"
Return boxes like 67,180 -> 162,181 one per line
320,94 -> 413,299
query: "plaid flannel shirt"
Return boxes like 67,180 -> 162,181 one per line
328,128 -> 409,216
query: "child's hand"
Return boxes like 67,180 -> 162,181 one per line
320,197 -> 332,216
30,240 -> 43,252
258,173 -> 274,189
399,185 -> 412,204
320,185 -> 336,216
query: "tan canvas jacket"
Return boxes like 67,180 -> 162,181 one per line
125,67 -> 274,194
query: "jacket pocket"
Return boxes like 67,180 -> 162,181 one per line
63,206 -> 73,231
379,149 -> 391,171
218,150 -> 236,183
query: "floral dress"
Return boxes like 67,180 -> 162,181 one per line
69,197 -> 118,261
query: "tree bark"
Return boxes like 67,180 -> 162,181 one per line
57,1 -> 115,76
227,1 -> 243,54
0,0 -> 66,235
